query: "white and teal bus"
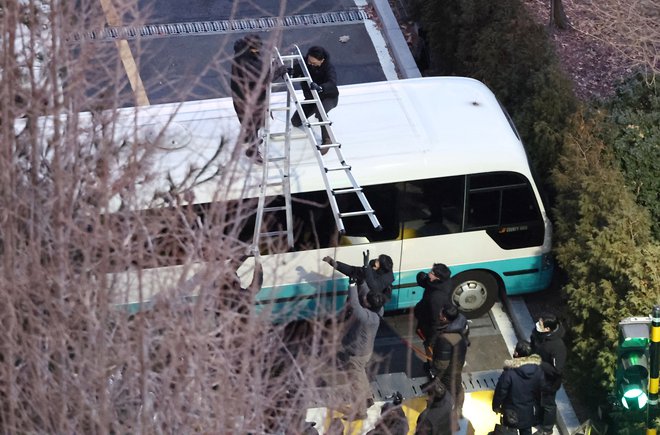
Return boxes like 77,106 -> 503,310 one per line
103,76 -> 553,319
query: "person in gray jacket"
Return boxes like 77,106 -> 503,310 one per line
337,283 -> 384,419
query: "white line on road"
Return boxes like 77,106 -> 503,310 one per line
99,0 -> 150,106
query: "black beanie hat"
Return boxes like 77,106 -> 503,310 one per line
431,263 -> 450,281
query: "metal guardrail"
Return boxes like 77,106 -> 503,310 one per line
71,10 -> 369,42
462,369 -> 501,393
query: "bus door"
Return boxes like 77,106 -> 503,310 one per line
334,182 -> 403,311
397,176 -> 466,309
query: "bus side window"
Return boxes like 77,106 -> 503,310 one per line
291,191 -> 337,251
466,172 -> 544,248
340,183 -> 400,242
501,187 -> 540,223
403,176 -> 465,237
467,190 -> 501,229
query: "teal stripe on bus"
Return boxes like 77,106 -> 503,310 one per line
119,255 -> 552,318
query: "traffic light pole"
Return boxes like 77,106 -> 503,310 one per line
648,306 -> 660,435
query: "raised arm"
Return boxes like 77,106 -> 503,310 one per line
323,256 -> 363,281
246,259 -> 263,293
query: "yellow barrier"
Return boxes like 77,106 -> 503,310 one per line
312,390 -> 501,434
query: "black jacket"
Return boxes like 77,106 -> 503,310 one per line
230,39 -> 268,108
492,354 -> 544,429
293,47 -> 338,99
530,323 -> 567,392
414,272 -> 452,342
414,393 -> 453,435
333,260 -> 394,297
432,316 -> 469,386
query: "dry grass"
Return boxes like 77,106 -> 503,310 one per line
523,0 -> 659,100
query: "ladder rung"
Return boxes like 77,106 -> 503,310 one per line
265,180 -> 285,187
332,187 -> 362,195
339,210 -> 375,218
301,99 -> 318,105
264,205 -> 287,212
269,106 -> 290,112
250,180 -> 285,189
307,121 -> 331,127
264,156 -> 286,163
290,77 -> 308,83
318,144 -> 339,151
279,55 -> 300,61
325,165 -> 351,172
260,230 -> 288,237
270,132 -> 306,140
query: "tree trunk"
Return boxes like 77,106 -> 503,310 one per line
550,0 -> 570,29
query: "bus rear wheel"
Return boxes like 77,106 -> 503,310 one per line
451,271 -> 498,319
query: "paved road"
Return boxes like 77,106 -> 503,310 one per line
374,308 -> 510,379
307,300 -> 577,434
305,305 -> 514,434
136,0 -> 360,22
75,1 -> 391,108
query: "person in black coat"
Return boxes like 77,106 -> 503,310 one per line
415,378 -> 453,435
431,304 -> 469,429
414,263 -> 453,353
291,46 -> 339,152
530,313 -> 567,435
323,250 -> 395,301
492,340 -> 544,435
230,34 -> 286,160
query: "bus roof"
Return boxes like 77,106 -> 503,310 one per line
95,77 -> 532,210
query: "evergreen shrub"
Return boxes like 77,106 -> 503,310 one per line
601,73 -> 660,240
552,113 -> 660,403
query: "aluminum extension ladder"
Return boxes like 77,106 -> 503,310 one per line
250,69 -> 295,251
273,45 -> 381,235
251,45 -> 382,252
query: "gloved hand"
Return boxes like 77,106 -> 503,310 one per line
322,256 -> 335,267
273,65 -> 288,78
286,67 -> 294,76
362,250 -> 370,267
310,82 -> 323,93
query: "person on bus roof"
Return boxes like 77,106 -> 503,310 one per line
323,250 -> 394,301
290,46 -> 339,154
230,33 -> 287,162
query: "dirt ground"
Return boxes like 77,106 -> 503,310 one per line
521,0 -> 640,101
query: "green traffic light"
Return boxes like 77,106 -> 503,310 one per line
616,319 -> 651,412
621,385 -> 648,410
